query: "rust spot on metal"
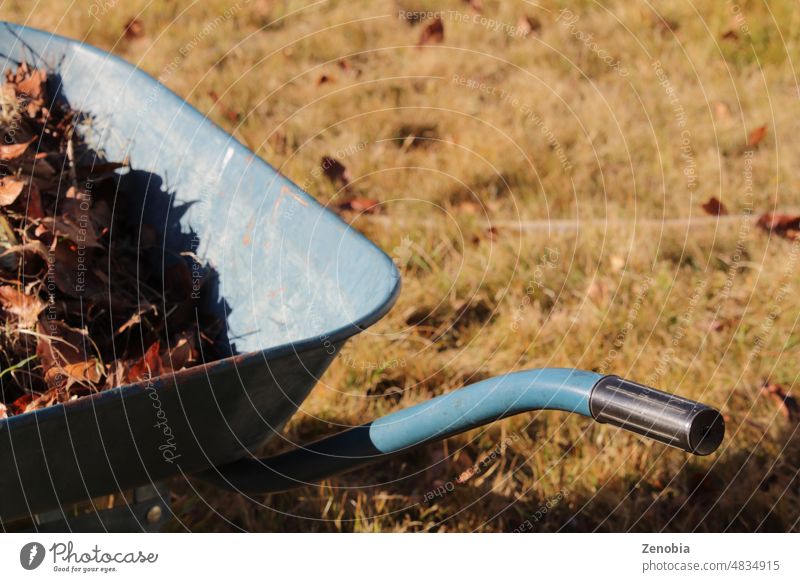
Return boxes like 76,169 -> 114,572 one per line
243,216 -> 256,246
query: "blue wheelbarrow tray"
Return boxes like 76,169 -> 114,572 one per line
0,23 -> 725,522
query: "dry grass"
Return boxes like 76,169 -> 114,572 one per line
5,0 -> 800,531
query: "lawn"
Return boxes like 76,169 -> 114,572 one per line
5,0 -> 800,531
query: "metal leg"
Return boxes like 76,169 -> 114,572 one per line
22,483 -> 172,532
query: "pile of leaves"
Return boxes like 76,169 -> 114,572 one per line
0,63 -> 222,419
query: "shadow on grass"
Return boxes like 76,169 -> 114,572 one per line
170,416 -> 799,532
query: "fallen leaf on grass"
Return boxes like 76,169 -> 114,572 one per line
756,213 -> 800,240
762,382 -> 799,422
419,17 -> 444,46
697,316 -> 739,333
701,197 -> 728,216
321,156 -> 350,186
336,198 -> 380,214
517,15 -> 542,37
747,125 -> 767,148
123,17 -> 145,40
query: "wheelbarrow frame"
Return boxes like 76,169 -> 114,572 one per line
0,23 -> 724,529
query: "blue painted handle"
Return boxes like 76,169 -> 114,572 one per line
369,368 -> 600,453
200,368 -> 604,494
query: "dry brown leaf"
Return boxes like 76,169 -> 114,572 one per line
517,15 -> 542,37
757,213 -> 800,240
419,17 -> 444,46
123,17 -> 145,40
336,198 -> 380,214
165,336 -> 195,372
0,139 -> 32,161
762,382 -> 799,422
747,125 -> 767,148
36,318 -> 92,372
701,197 -> 728,216
38,216 -> 103,248
321,156 -> 350,186
25,181 -> 44,219
128,341 -> 163,382
62,359 -> 103,385
15,67 -> 46,100
0,285 -> 44,327
0,178 -> 25,206
0,240 -> 49,260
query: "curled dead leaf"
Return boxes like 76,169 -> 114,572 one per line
165,335 -> 196,372
321,156 -> 350,186
517,15 -> 542,37
701,197 -> 728,216
14,66 -> 46,100
0,139 -> 33,161
0,177 -> 25,206
36,318 -> 92,372
0,285 -> 44,327
336,198 -> 380,214
757,213 -> 800,240
747,125 -> 767,148
762,382 -> 799,422
123,17 -> 145,40
128,341 -> 163,382
62,359 -> 103,385
419,17 -> 444,46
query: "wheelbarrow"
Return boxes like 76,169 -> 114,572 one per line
0,23 -> 724,531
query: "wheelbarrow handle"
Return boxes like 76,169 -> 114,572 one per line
198,369 -> 724,494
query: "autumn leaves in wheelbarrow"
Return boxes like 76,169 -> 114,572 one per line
0,64 -> 221,418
